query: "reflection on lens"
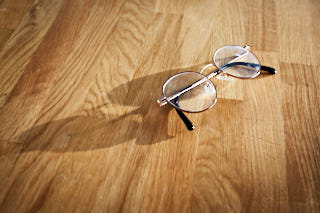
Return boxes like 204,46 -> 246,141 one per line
213,45 -> 261,78
163,72 -> 217,112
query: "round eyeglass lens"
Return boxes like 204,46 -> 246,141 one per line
213,45 -> 261,78
163,72 -> 217,112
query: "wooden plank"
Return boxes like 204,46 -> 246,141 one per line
0,28 -> 12,51
0,0 -> 34,29
243,0 -> 278,51
102,13 -> 198,212
83,0 -> 157,120
311,0 -> 320,65
281,63 -> 320,212
0,0 -> 127,212
278,0 -> 315,64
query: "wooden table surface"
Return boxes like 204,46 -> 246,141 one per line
0,0 -> 319,212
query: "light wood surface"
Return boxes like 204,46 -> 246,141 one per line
0,0 -> 319,212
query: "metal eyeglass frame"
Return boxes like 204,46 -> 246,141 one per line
157,45 -> 277,130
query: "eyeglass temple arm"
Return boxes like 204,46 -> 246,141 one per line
173,98 -> 195,131
202,62 -> 277,76
228,63 -> 277,74
221,62 -> 277,74
175,109 -> 195,131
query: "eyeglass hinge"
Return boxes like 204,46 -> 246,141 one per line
157,96 -> 167,107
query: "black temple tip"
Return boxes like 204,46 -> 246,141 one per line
261,65 -> 277,74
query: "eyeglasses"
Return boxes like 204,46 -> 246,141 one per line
157,45 -> 277,130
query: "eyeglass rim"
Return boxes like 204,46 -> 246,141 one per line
162,71 -> 218,113
213,45 -> 262,79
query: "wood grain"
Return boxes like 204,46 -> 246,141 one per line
0,0 -> 319,212
0,0 -> 65,106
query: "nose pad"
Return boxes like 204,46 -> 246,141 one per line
204,81 -> 216,94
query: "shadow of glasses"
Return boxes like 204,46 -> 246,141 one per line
7,64 -> 213,153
